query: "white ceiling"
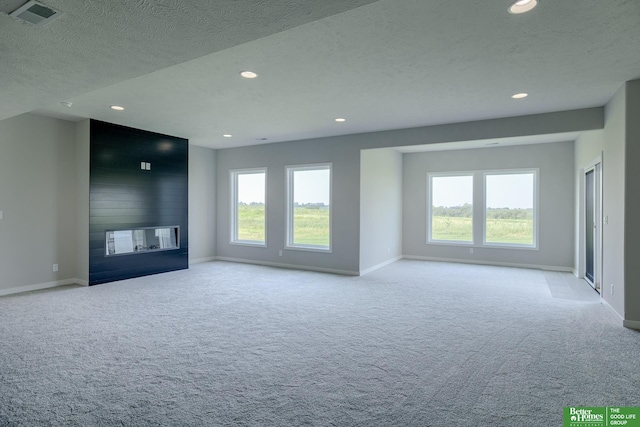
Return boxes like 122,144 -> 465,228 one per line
2,0 -> 639,149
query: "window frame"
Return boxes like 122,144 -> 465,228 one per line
230,167 -> 267,247
285,163 -> 332,253
482,169 -> 539,249
427,172 -> 475,245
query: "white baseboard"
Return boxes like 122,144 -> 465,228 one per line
600,297 -> 624,321
623,320 -> 640,331
215,257 -> 359,276
359,256 -> 403,276
189,256 -> 216,265
0,278 -> 87,297
402,255 -> 574,272
572,269 -> 579,277
75,279 -> 89,287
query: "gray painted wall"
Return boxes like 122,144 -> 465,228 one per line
332,108 -> 602,151
189,145 -> 217,263
0,114 -> 217,294
0,114 -> 78,292
602,85 -> 627,318
75,119 -> 90,283
624,80 -> 640,324
216,138 -> 362,274
0,107 -> 607,291
360,148 -> 403,272
215,108 -> 601,274
573,80 -> 640,326
402,142 -> 575,269
573,129 -> 603,281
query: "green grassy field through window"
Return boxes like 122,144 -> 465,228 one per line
485,217 -> 533,244
237,204 -> 330,246
237,204 -> 532,246
432,208 -> 533,245
236,204 -> 265,241
431,216 -> 473,242
292,206 -> 330,246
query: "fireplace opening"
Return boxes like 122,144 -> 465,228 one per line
106,226 -> 179,256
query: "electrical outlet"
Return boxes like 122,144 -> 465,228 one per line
0,210 -> 3,220
387,247 -> 391,254
53,264 -> 59,272
469,248 -> 474,254
610,284 -> 614,295
279,250 -> 283,257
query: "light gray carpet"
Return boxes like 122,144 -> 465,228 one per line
1,260 -> 638,426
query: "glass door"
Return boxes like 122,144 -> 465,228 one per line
585,169 -> 595,286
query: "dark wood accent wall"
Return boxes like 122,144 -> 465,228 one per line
89,120 -> 188,285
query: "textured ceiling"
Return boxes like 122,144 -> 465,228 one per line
0,0 -> 379,119
3,0 -> 640,149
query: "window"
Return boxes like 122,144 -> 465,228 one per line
286,164 -> 331,251
230,169 -> 266,246
428,174 -> 473,243
484,171 -> 536,247
427,169 -> 538,249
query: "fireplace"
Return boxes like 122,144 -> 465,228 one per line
106,226 -> 179,256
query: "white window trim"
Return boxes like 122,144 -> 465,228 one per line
482,168 -> 539,250
230,168 -> 267,247
427,172 -> 474,245
426,169 -> 539,250
285,163 -> 332,253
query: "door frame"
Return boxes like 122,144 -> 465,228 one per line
579,155 -> 603,292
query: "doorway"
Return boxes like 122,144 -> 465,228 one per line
584,163 -> 602,292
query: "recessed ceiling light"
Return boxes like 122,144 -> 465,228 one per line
240,71 -> 258,79
110,105 -> 125,111
508,0 -> 539,14
512,92 -> 529,99
335,118 -> 346,122
60,101 -> 73,108
223,134 -> 233,138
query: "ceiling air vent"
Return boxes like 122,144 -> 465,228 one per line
9,0 -> 62,26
